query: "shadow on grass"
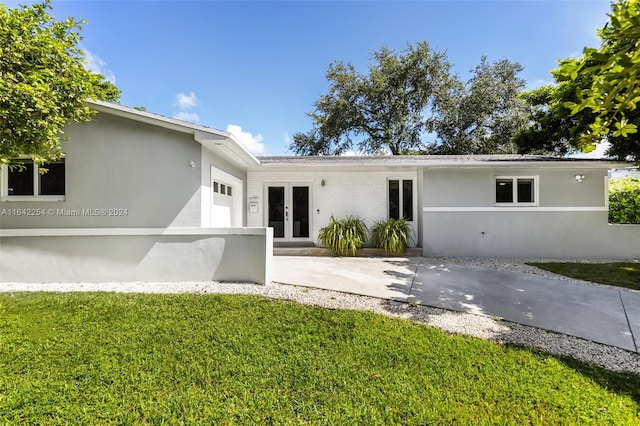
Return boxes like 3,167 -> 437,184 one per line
377,298 -> 640,405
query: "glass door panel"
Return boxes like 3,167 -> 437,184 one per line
292,186 -> 309,238
268,186 -> 285,238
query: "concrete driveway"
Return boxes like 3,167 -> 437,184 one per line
273,256 -> 639,352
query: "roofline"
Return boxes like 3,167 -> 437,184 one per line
256,155 -> 630,168
87,100 -> 260,167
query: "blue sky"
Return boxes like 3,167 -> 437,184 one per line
9,1 -> 613,155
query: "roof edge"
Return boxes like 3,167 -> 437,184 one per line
256,155 -> 630,168
87,100 -> 260,168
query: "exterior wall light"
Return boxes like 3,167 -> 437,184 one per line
574,174 -> 585,182
189,161 -> 196,168
321,179 -> 326,187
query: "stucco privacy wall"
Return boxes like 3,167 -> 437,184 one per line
247,168 -> 419,246
422,167 -> 640,259
0,228 -> 273,284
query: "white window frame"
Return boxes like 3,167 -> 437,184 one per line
388,178 -> 415,222
0,160 -> 66,202
495,175 -> 538,207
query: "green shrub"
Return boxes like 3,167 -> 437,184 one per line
318,215 -> 368,256
609,177 -> 640,224
371,218 -> 412,254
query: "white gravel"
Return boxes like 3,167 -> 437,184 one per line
2,258 -> 639,375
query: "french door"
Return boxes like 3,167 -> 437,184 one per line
267,184 -> 310,241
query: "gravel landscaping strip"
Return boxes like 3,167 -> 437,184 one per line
2,275 -> 639,375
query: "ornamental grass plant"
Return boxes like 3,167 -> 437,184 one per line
371,218 -> 412,254
318,215 -> 368,256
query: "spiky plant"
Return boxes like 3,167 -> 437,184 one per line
371,218 -> 412,254
318,215 -> 368,256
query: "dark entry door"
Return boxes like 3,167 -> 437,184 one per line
267,185 -> 310,240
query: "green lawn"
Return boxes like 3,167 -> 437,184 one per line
527,262 -> 640,291
0,293 -> 638,425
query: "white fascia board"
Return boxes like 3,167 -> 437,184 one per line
87,100 -> 229,138
195,131 -> 260,168
256,156 -> 629,169
424,161 -> 629,169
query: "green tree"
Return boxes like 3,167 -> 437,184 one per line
289,42 -> 454,155
426,57 -> 529,154
520,0 -> 640,160
0,1 -> 120,165
513,68 -> 607,156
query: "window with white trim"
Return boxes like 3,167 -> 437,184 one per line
1,159 -> 65,201
495,176 -> 537,205
388,179 -> 413,221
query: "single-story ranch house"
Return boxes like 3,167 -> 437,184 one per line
1,101 -> 638,283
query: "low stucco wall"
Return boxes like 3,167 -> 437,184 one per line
422,210 -> 640,259
0,228 -> 273,284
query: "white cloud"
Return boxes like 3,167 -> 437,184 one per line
173,111 -> 200,123
570,141 -> 611,159
226,124 -> 265,155
175,92 -> 198,109
84,50 -> 116,84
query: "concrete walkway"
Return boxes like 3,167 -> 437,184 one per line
272,256 -> 639,353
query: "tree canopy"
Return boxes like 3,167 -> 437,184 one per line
516,0 -> 640,161
290,43 -> 528,156
426,56 -> 528,155
0,1 -> 120,165
289,42 -> 454,155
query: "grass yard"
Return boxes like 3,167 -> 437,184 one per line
0,293 -> 639,425
527,262 -> 640,291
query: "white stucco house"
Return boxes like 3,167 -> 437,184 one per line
1,101 -> 638,283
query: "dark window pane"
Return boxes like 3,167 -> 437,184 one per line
292,186 -> 309,238
213,182 -> 219,193
517,179 -> 534,203
8,162 -> 34,195
402,180 -> 413,221
268,186 -> 285,238
220,184 -> 226,195
496,179 -> 513,203
227,186 -> 232,197
388,180 -> 399,219
39,162 -> 65,195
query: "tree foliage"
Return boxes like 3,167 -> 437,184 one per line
516,0 -> 640,161
560,0 -> 640,148
608,177 -> 640,224
290,42 -> 454,155
0,1 -> 120,164
291,43 -> 529,156
426,57 -> 529,155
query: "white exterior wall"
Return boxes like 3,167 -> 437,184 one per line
422,166 -> 640,259
247,167 -> 419,247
